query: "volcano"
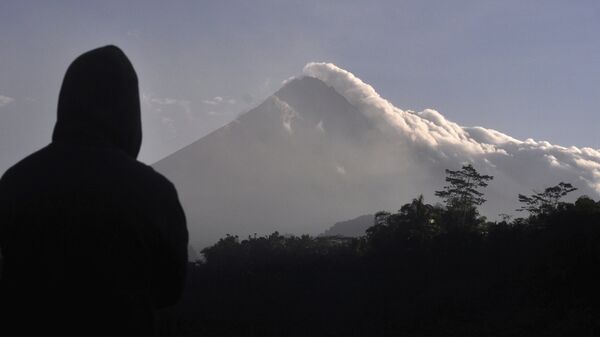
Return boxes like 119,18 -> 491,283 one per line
154,63 -> 600,247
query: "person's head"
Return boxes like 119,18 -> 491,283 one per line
52,45 -> 142,158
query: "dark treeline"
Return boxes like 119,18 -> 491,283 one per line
170,165 -> 600,335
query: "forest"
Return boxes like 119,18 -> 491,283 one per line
162,165 -> 600,336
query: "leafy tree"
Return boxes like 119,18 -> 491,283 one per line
498,213 -> 513,223
367,196 -> 442,254
153,193 -> 600,335
574,195 -> 600,215
435,164 -> 493,225
518,182 -> 577,216
398,195 -> 442,243
374,211 -> 391,226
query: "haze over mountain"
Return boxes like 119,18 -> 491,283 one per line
320,214 -> 374,238
154,63 -> 600,247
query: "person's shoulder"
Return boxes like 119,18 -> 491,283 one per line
126,159 -> 184,216
124,156 -> 178,194
133,161 -> 174,185
0,145 -> 52,185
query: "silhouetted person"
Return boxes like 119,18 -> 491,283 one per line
0,46 -> 188,335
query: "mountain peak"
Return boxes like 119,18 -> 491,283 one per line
273,75 -> 373,139
154,62 -> 600,247
299,62 -> 600,195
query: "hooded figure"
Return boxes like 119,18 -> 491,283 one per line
0,46 -> 188,335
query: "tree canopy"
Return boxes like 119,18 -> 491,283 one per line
518,182 -> 577,216
434,164 -> 493,210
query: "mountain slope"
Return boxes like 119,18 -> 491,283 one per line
320,214 -> 374,237
154,76 -> 435,246
154,63 -> 600,247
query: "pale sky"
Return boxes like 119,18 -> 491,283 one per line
1,0 -> 599,173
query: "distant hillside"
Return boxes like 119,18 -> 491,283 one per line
320,214 -> 373,237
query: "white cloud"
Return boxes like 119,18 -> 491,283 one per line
203,96 -> 236,106
142,93 -> 191,116
126,29 -> 141,38
141,93 -> 195,141
273,95 -> 299,134
281,76 -> 296,86
202,99 -> 218,105
303,62 -> 600,196
0,95 -> 14,108
316,120 -> 325,133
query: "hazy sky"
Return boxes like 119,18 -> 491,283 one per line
1,0 -> 599,173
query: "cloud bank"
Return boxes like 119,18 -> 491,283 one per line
0,95 -> 14,108
303,62 -> 600,196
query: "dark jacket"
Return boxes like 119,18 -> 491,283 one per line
0,46 -> 188,335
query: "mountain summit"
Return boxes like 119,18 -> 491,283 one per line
154,63 -> 600,247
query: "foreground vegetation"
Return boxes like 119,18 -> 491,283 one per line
169,165 -> 600,335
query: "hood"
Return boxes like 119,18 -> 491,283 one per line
52,45 -> 142,158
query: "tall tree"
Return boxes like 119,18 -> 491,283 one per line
518,182 -> 577,216
435,164 -> 493,225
